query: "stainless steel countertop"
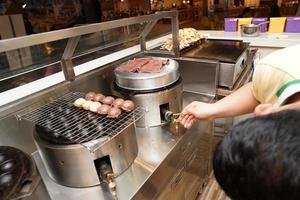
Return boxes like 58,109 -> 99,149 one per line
33,92 -> 214,200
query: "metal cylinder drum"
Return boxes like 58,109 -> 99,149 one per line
113,57 -> 182,127
34,123 -> 138,187
113,80 -> 182,127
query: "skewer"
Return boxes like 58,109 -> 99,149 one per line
172,113 -> 181,119
172,113 -> 181,116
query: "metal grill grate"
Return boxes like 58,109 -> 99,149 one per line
18,92 -> 144,151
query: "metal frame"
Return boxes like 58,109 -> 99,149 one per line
0,11 -> 179,82
139,12 -> 179,57
61,36 -> 80,81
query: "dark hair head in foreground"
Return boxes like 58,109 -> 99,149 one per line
213,110 -> 300,200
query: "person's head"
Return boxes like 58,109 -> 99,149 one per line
213,110 -> 300,200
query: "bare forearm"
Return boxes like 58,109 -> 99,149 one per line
212,82 -> 260,119
276,100 -> 300,113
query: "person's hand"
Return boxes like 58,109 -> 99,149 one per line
177,101 -> 216,128
254,104 -> 276,116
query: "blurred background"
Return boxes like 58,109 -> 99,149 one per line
0,0 -> 299,92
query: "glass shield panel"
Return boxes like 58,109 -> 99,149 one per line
73,23 -> 147,64
72,17 -> 176,64
0,12 -> 177,93
0,38 -> 68,92
148,18 -> 172,41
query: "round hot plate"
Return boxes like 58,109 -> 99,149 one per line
0,146 -> 32,200
114,57 -> 179,91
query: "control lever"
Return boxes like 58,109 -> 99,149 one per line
98,161 -> 117,199
161,108 -> 181,121
107,173 -> 117,196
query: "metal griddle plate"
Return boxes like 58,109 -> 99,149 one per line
181,40 -> 249,63
114,57 -> 179,91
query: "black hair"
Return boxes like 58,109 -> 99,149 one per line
213,110 -> 300,200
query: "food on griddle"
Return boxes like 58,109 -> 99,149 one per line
103,96 -> 115,105
139,59 -> 169,73
97,104 -> 111,115
121,100 -> 135,112
73,98 -> 86,108
116,57 -> 168,73
85,91 -> 96,100
117,58 -> 149,72
94,93 -> 106,102
161,28 -> 204,51
107,107 -> 122,118
82,100 -> 93,110
89,102 -> 102,113
113,98 -> 125,108
74,92 -> 135,118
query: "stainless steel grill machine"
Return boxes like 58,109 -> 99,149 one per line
113,57 -> 182,127
182,40 -> 249,88
18,92 -> 144,188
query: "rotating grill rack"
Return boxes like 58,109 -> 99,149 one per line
17,92 -> 144,152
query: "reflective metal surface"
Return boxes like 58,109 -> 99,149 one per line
113,80 -> 182,127
33,99 -> 214,200
131,92 -> 215,200
182,40 -> 248,63
181,40 -> 249,88
61,36 -> 80,81
34,122 -> 138,187
218,50 -> 248,88
240,24 -> 260,37
115,57 -> 179,91
175,58 -> 219,95
33,126 -> 178,200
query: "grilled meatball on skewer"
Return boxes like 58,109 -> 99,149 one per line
85,92 -> 96,100
102,96 -> 115,105
94,93 -> 105,102
112,98 -> 125,108
73,98 -> 86,108
97,104 -> 111,115
107,107 -> 122,118
121,100 -> 135,112
82,100 -> 93,110
89,102 -> 101,113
